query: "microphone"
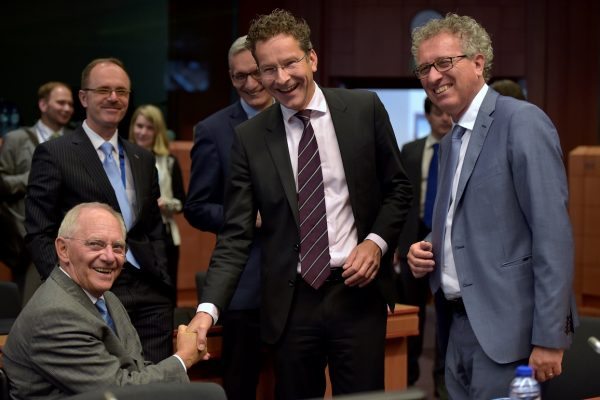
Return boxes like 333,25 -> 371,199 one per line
588,336 -> 600,354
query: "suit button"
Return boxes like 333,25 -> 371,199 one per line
288,279 -> 295,287
293,244 -> 299,252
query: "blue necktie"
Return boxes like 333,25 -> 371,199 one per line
99,142 -> 139,268
430,125 -> 466,292
95,298 -> 116,333
423,143 -> 439,229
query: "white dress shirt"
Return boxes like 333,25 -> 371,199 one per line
441,84 -> 489,299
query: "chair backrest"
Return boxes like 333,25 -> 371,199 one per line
0,281 -> 21,334
0,368 -> 9,400
542,315 -> 600,399
65,382 -> 226,400
0,281 -> 20,319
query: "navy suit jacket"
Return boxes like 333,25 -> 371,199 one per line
25,127 -> 170,287
184,101 -> 261,310
201,88 -> 412,343
429,88 -> 577,363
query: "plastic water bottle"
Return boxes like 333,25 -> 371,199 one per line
509,365 -> 541,399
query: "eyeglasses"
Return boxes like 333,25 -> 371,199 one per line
231,70 -> 261,83
64,237 -> 127,256
414,55 -> 468,79
82,87 -> 131,98
258,53 -> 310,80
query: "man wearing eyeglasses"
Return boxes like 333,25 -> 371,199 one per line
25,58 -> 176,364
407,14 -> 577,399
187,10 -> 412,399
184,35 -> 272,400
4,202 -> 206,400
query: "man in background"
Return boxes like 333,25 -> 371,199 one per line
396,96 -> 451,396
0,81 -> 74,303
184,35 -> 272,400
25,58 -> 174,363
3,202 -> 203,400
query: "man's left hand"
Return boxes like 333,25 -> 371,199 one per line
529,346 -> 564,382
342,240 -> 381,287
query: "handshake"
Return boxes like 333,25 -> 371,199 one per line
174,325 -> 210,369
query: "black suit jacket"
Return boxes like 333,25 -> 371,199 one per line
397,136 -> 428,257
25,126 -> 169,286
201,88 -> 412,343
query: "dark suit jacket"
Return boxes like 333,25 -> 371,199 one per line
201,88 -> 412,343
184,101 -> 261,310
2,268 -> 188,400
397,137 -> 428,257
24,126 -> 170,287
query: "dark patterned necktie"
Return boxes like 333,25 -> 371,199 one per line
430,125 -> 466,292
423,142 -> 439,229
295,110 -> 331,289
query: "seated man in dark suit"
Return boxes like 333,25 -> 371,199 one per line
3,202 -> 205,400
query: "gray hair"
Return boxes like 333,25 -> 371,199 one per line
58,202 -> 126,239
411,13 -> 493,82
228,35 -> 250,67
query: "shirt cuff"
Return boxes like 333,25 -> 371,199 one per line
173,354 -> 187,371
196,303 -> 219,325
365,233 -> 388,256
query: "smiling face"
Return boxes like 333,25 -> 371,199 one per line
79,62 -> 130,139
39,85 -> 74,131
132,114 -> 156,151
230,49 -> 272,111
255,34 -> 317,111
417,32 -> 485,120
56,207 -> 125,298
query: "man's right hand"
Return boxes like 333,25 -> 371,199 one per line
174,325 -> 206,369
407,241 -> 435,278
187,311 -> 214,356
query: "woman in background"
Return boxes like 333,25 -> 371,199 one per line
129,105 -> 185,294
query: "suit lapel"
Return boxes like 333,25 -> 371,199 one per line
71,128 -> 120,208
263,106 -> 299,225
323,89 -> 356,197
455,89 -> 498,205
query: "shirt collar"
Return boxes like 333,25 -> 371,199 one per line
240,98 -> 261,120
456,84 -> 489,131
82,120 -> 119,151
281,82 -> 328,123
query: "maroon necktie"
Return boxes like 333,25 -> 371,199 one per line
296,110 -> 331,289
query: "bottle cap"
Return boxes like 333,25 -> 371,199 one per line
515,365 -> 533,377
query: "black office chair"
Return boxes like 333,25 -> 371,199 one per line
542,315 -> 600,399
0,368 -> 9,400
0,281 -> 21,334
65,382 -> 226,400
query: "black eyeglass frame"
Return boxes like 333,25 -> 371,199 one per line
414,55 -> 468,79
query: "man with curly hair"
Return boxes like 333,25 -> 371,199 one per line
188,8 -> 412,399
407,13 -> 577,399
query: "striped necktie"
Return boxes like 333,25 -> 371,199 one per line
296,110 -> 331,289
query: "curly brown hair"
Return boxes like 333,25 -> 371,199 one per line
246,9 -> 313,56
